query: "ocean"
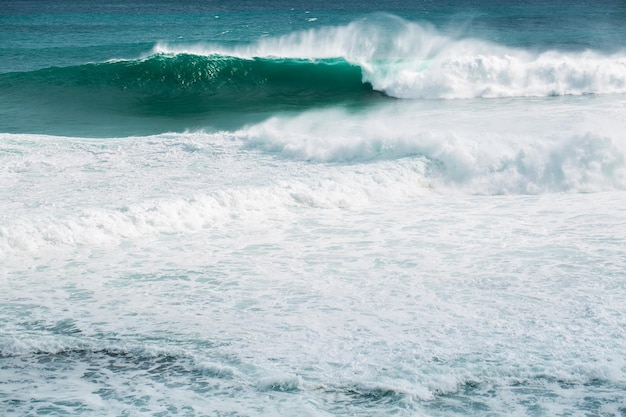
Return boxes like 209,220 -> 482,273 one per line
1,0 -> 626,416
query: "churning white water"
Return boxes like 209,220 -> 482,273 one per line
2,91 -> 626,415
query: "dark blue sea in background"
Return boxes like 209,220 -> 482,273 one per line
1,1 -> 626,416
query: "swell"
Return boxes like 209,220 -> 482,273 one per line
0,53 -> 377,136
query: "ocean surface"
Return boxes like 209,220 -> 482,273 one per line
1,1 -> 626,416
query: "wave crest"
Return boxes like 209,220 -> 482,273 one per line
157,16 -> 626,99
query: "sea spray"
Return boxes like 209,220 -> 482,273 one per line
155,18 -> 626,99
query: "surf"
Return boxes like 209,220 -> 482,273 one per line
157,16 -> 626,99
3,17 -> 626,137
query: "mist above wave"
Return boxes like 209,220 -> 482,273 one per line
156,15 -> 626,99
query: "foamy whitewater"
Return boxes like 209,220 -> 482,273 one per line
1,1 -> 626,416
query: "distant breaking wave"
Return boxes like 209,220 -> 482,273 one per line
155,16 -> 626,99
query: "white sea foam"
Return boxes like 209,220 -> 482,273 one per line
2,185 -> 625,416
257,374 -> 302,392
0,164 -> 431,257
1,92 -> 625,257
235,98 -> 626,193
153,17 -> 626,99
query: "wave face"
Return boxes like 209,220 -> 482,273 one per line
0,53 -> 375,135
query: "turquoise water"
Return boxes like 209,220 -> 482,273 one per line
2,0 -> 626,136
1,1 -> 626,416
